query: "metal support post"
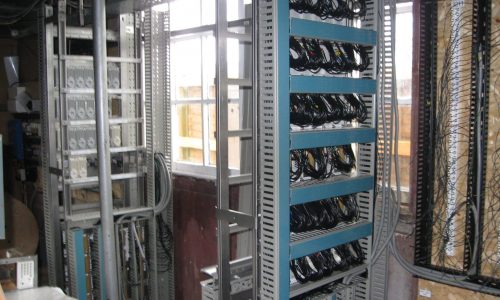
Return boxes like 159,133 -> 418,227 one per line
251,0 -> 259,296
215,0 -> 231,297
92,1 -> 120,298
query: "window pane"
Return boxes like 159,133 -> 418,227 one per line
170,0 -> 201,31
227,38 -> 240,79
208,104 -> 241,168
395,4 -> 413,102
202,0 -> 215,25
209,104 -> 216,166
172,38 -> 202,100
228,137 -> 241,170
228,103 -> 241,131
176,104 -> 203,164
227,0 -> 245,22
203,37 -> 241,100
208,139 -> 242,169
203,36 -> 216,100
393,3 -> 413,193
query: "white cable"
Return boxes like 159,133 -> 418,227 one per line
116,153 -> 172,224
131,220 -> 147,261
153,152 -> 173,215
372,0 -> 401,265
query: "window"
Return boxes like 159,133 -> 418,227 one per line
393,2 -> 413,205
169,0 -> 250,178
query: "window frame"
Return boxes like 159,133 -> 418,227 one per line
169,0 -> 248,179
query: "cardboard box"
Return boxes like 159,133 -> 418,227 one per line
418,279 -> 498,300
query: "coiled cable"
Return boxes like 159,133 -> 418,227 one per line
290,194 -> 359,233
290,93 -> 368,127
290,240 -> 365,284
289,0 -> 367,20
289,145 -> 356,182
289,37 -> 371,74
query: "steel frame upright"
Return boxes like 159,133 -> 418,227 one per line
39,3 -> 65,287
215,0 -> 258,298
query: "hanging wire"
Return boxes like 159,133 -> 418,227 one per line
369,0 -> 500,294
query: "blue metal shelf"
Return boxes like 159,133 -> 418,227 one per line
290,221 -> 372,259
290,127 -> 375,150
290,175 -> 374,205
290,75 -> 377,94
290,18 -> 377,46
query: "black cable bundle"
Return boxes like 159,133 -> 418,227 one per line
290,205 -> 310,233
289,145 -> 356,182
343,93 -> 368,121
290,150 -> 304,182
336,240 -> 365,266
334,194 -> 360,222
290,257 -> 322,283
290,94 -> 327,126
290,93 -> 367,127
290,194 -> 359,233
329,145 -> 356,174
302,148 -> 333,180
289,0 -> 367,20
348,240 -> 365,264
289,37 -> 371,74
290,240 -> 365,284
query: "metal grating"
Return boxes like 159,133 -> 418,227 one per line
147,8 -> 174,299
413,0 -> 438,268
258,0 -> 279,298
368,0 -> 394,299
39,5 -> 65,287
464,0 -> 491,282
66,229 -> 77,297
144,9 -> 159,300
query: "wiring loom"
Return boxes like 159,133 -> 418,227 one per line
290,145 -> 356,182
290,37 -> 371,74
290,194 -> 360,233
290,93 -> 368,127
289,0 -> 367,20
290,240 -> 365,284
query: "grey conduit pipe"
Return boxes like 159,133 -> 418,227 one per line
92,0 -> 120,299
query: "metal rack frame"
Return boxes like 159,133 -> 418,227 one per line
413,0 -> 500,293
257,1 -> 380,298
40,1 -> 173,298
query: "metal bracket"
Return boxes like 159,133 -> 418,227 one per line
216,209 -> 255,229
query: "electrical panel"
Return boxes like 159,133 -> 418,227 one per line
0,255 -> 38,291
